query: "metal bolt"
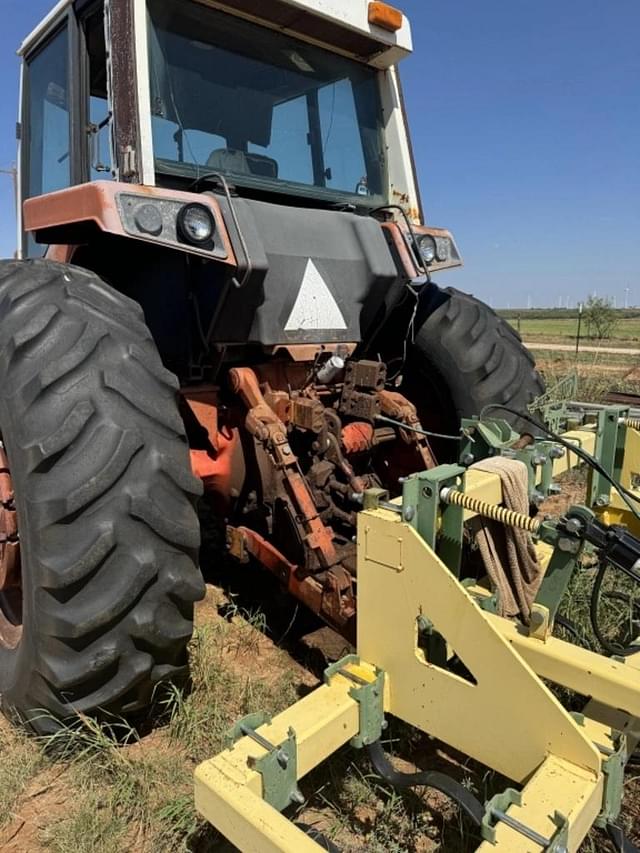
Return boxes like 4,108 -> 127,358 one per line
564,517 -> 583,535
403,505 -> 416,522
422,486 -> 433,498
558,537 -> 579,554
549,446 -> 565,459
532,454 -> 548,467
461,453 -> 475,466
290,787 -> 305,805
595,494 -> 609,507
531,490 -> 545,507
530,610 -> 545,630
547,483 -> 562,496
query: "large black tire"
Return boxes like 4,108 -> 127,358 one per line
402,285 -> 544,442
0,259 -> 204,732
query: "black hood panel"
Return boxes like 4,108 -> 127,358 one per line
209,197 -> 399,346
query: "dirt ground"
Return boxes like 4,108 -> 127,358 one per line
1,359 -> 640,852
1,556 -> 638,852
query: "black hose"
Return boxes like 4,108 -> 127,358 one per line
590,562 -> 640,657
295,823 -> 341,852
367,741 -> 484,827
555,614 -> 593,650
606,822 -> 640,853
480,405 -> 640,522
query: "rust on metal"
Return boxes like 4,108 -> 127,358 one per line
228,526 -> 355,636
379,389 -> 437,469
381,222 -> 418,280
23,182 -> 237,266
108,0 -> 140,183
342,422 -> 375,455
45,245 -> 78,263
270,343 -> 357,362
182,386 -> 220,451
0,445 -> 21,650
228,366 -> 345,580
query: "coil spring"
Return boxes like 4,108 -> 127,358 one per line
441,488 -> 541,535
623,418 -> 640,431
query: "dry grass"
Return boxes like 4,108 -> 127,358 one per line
1,361 -> 639,852
0,604 -> 304,853
0,719 -> 45,830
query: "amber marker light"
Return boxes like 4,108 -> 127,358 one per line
368,2 -> 404,32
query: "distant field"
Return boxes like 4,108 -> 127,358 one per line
499,312 -> 640,344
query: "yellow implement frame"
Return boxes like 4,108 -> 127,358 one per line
195,424 -> 640,853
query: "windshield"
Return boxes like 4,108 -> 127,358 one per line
147,0 -> 388,207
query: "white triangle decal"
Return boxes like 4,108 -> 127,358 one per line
285,260 -> 347,332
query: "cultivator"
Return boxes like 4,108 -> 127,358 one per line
195,406 -> 640,852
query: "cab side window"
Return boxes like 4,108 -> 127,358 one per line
24,25 -> 71,257
27,27 -> 71,201
85,8 -> 113,180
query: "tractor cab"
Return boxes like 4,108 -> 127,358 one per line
18,1 -> 435,244
17,0 -> 462,362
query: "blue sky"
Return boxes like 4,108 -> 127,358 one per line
0,0 -> 638,307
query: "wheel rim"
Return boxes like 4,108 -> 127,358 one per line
0,443 -> 22,649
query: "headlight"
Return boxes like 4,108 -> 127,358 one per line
417,234 -> 436,265
178,203 -> 215,245
134,203 -> 163,237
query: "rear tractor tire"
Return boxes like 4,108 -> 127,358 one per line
403,285 -> 545,440
0,259 -> 204,733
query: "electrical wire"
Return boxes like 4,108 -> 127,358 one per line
479,405 -> 640,522
385,283 -> 420,382
375,414 -> 467,443
479,404 -> 640,660
369,204 -> 431,279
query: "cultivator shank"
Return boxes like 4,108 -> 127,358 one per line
196,407 -> 640,851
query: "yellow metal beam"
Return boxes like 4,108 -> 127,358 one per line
195,667 -> 367,853
488,614 -> 640,718
476,755 -> 603,852
358,507 -> 601,783
551,428 -> 597,477
594,424 -> 640,536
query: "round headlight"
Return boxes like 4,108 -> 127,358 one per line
418,234 -> 436,265
178,204 -> 215,245
134,203 -> 163,237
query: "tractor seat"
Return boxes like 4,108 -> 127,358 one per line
206,148 -> 279,180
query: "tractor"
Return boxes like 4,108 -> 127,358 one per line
0,0 -> 543,728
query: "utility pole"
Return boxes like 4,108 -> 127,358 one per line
576,302 -> 583,357
625,287 -> 630,310
0,166 -> 18,213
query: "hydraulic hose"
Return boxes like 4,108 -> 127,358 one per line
295,824 -> 341,852
367,741 -> 485,828
590,561 -> 640,657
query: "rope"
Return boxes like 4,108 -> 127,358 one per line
440,487 -> 541,535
